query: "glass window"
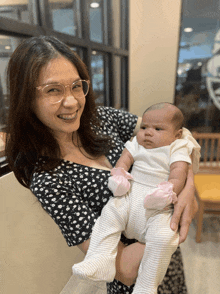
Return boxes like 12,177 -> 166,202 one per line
49,0 -> 81,37
89,0 -> 103,43
91,51 -> 105,105
0,35 -> 24,159
0,0 -> 31,23
175,0 -> 220,133
0,35 -> 24,132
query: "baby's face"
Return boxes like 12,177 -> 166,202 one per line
137,108 -> 181,149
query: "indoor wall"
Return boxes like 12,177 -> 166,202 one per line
129,0 -> 182,116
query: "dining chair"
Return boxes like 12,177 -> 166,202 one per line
192,132 -> 220,243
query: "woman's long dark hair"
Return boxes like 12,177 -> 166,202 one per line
6,36 -> 112,188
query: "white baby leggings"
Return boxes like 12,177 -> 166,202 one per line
72,195 -> 179,294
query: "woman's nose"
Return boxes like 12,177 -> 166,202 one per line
62,89 -> 78,107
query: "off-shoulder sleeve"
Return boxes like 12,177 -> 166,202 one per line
97,106 -> 138,143
30,171 -> 98,247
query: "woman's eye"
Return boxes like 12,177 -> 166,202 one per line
46,87 -> 61,94
72,83 -> 82,91
48,88 -> 58,93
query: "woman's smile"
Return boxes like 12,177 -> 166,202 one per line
58,110 -> 79,121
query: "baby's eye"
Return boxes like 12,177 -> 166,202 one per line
155,127 -> 162,131
141,126 -> 146,130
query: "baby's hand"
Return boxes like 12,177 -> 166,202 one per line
144,182 -> 177,210
108,167 -> 133,196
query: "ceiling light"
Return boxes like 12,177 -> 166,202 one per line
184,27 -> 193,33
90,2 -> 100,8
5,46 -> 11,50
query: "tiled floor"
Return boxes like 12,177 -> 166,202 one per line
180,216 -> 220,294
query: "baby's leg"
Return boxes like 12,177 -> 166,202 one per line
72,196 -> 129,282
132,212 -> 179,294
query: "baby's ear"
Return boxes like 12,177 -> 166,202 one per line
175,129 -> 182,139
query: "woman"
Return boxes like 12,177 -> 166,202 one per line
6,36 -> 197,293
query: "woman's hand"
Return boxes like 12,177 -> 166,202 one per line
115,241 -> 145,286
170,166 -> 198,244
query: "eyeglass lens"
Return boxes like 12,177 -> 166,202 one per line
42,80 -> 89,103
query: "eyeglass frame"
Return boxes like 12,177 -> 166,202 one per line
36,79 -> 90,104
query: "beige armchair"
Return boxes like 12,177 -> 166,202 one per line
0,172 -> 84,294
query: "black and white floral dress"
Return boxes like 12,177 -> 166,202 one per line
30,106 -> 187,294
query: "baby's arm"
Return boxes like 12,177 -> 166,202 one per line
115,148 -> 134,172
169,161 -> 189,195
144,160 -> 189,210
108,148 -> 134,197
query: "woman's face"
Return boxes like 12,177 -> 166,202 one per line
33,56 -> 86,142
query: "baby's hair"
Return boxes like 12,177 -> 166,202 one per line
144,102 -> 184,130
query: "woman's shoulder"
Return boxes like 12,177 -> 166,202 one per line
95,106 -> 121,131
96,106 -> 119,120
96,106 -> 138,127
96,106 -> 134,119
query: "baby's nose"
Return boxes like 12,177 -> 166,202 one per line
145,128 -> 153,136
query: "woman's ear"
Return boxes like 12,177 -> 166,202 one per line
175,129 -> 183,139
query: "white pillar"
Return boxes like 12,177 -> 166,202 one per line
129,0 -> 182,116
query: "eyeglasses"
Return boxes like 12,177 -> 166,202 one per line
36,79 -> 89,104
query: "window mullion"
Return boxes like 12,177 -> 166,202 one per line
39,0 -> 53,29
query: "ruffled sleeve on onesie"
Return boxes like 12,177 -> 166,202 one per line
170,139 -> 193,169
181,127 -> 201,174
124,136 -> 139,158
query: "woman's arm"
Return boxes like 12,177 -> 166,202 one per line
170,165 -> 198,244
115,241 -> 145,286
132,117 -> 142,137
77,239 -> 90,254
78,239 -> 145,286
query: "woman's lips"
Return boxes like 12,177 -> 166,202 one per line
58,110 -> 78,120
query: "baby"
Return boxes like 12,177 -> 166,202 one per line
72,102 -> 200,294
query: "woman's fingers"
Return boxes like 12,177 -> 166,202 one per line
178,205 -> 192,244
170,201 -> 184,232
171,202 -> 190,244
171,195 -> 198,244
192,197 -> 199,218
